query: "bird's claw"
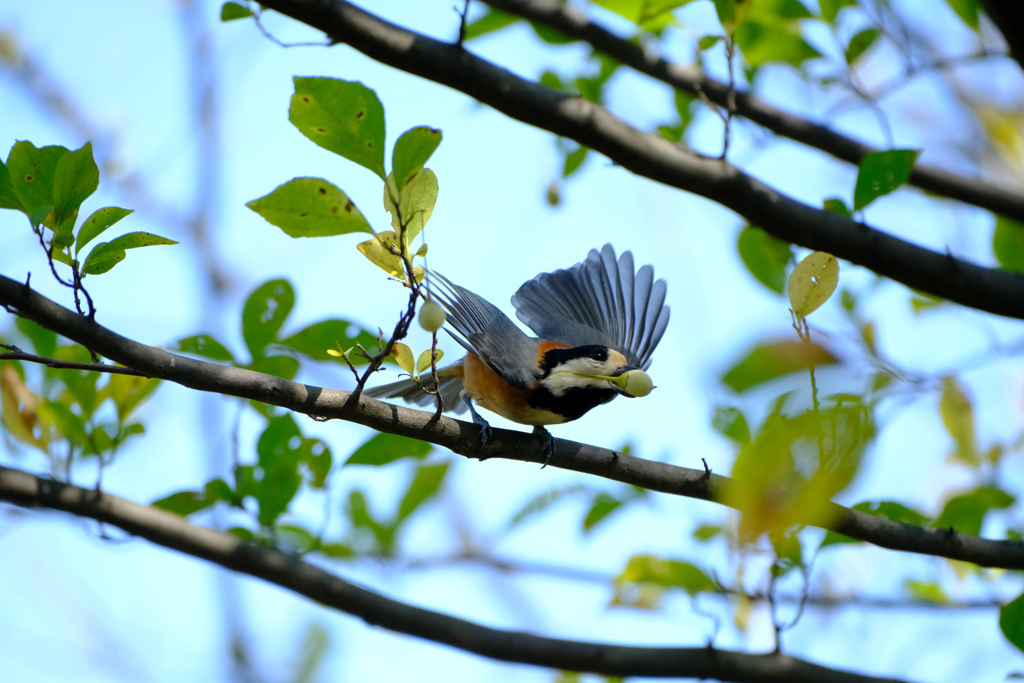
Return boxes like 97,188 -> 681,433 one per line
464,397 -> 492,458
534,426 -> 555,468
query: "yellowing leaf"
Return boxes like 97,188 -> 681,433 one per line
789,251 -> 839,319
1,365 -> 48,449
415,348 -> 444,375
383,169 -> 438,245
391,342 -> 415,375
357,231 -> 405,278
939,377 -> 976,466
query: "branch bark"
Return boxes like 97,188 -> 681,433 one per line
252,0 -> 1024,322
0,464 -> 911,683
483,0 -> 1024,222
3,274 -> 1024,569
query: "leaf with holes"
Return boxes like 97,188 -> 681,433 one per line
242,279 -> 295,359
247,177 -> 372,238
289,77 -> 386,179
789,251 -> 839,319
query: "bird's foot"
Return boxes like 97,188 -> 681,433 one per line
463,397 -> 492,458
534,425 -> 555,468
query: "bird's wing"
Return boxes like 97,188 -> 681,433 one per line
511,244 -> 670,370
430,272 -> 542,390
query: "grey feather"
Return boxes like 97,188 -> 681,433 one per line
429,273 -> 542,390
364,373 -> 468,414
511,244 -> 670,370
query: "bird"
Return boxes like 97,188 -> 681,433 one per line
365,244 -> 670,465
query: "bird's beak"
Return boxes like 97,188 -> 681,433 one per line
610,366 -> 640,397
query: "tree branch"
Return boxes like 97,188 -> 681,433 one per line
482,0 -> 1024,222
3,274 -> 1024,569
977,0 -> 1024,72
253,0 -> 1024,322
0,464 -> 912,683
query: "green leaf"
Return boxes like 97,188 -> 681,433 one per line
583,492 -> 621,532
254,416 -> 305,526
81,231 -> 178,276
530,22 -> 575,44
561,145 -> 588,178
903,579 -> 949,604
771,532 -> 803,577
152,478 -> 234,516
242,279 -> 295,359
821,500 -> 928,547
106,373 -> 161,423
76,207 -> 133,255
346,432 -> 432,466
464,8 -> 520,40
823,197 -> 851,217
722,340 -> 836,392
174,334 -> 235,362
845,28 -> 878,64
993,215 -> 1024,272
934,486 -> 1014,536
347,490 -> 395,551
593,0 -> 643,22
248,355 -> 300,381
699,35 -> 722,50
539,71 -> 563,91
748,0 -> 813,20
819,0 -> 856,22
52,345 -> 101,416
734,21 -> 820,68
415,347 -> 444,375
693,524 -> 722,541
247,177 -> 372,238
0,157 -> 25,212
276,524 -> 319,553
853,149 -> 920,211
711,406 -> 751,443
280,319 -> 382,364
37,400 -> 86,443
1002,591 -> 1024,654
5,141 -> 68,222
507,485 -> 589,528
220,1 -> 253,21
737,225 -> 792,293
15,317 -> 57,357
52,142 -> 99,229
383,168 -> 438,245
319,542 -> 354,558
289,77 -> 386,180
392,127 -> 442,191
939,376 -> 977,465
616,555 -> 716,596
396,461 -> 448,522
944,0 -> 979,29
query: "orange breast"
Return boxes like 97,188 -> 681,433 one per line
462,343 -> 568,426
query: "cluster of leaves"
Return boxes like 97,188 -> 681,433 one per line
0,318 -> 158,468
155,424 -> 450,558
0,141 -> 176,285
248,77 -> 441,287
174,277 -> 386,381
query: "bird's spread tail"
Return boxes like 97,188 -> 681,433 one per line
364,367 -> 468,414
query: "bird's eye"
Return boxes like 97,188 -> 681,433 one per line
592,348 -> 607,362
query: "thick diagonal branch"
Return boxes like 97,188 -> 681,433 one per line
3,274 -> 1024,569
256,0 -> 1024,321
483,0 -> 1024,222
0,465 -> 910,683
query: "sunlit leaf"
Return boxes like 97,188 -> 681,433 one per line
789,251 -> 839,319
247,177 -> 373,238
280,319 -> 383,364
76,207 -> 133,255
0,365 -> 48,449
5,141 -> 67,223
593,0 -> 644,22
853,149 -> 920,211
904,579 -> 949,604
615,554 -> 716,597
583,492 -> 621,532
383,169 -> 438,245
357,231 -> 405,278
465,8 -> 519,40
52,141 -> 98,229
734,21 -> 819,68
289,77 -> 386,179
722,340 -> 836,392
391,342 -> 415,376
392,127 -> 442,191
345,432 -> 432,466
819,0 -> 856,22
82,232 -> 178,276
106,373 -> 161,423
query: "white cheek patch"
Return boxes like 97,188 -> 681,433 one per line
543,356 -> 620,397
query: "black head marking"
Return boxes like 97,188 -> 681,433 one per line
539,345 -> 611,375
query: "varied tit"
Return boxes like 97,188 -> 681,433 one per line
366,244 -> 670,465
